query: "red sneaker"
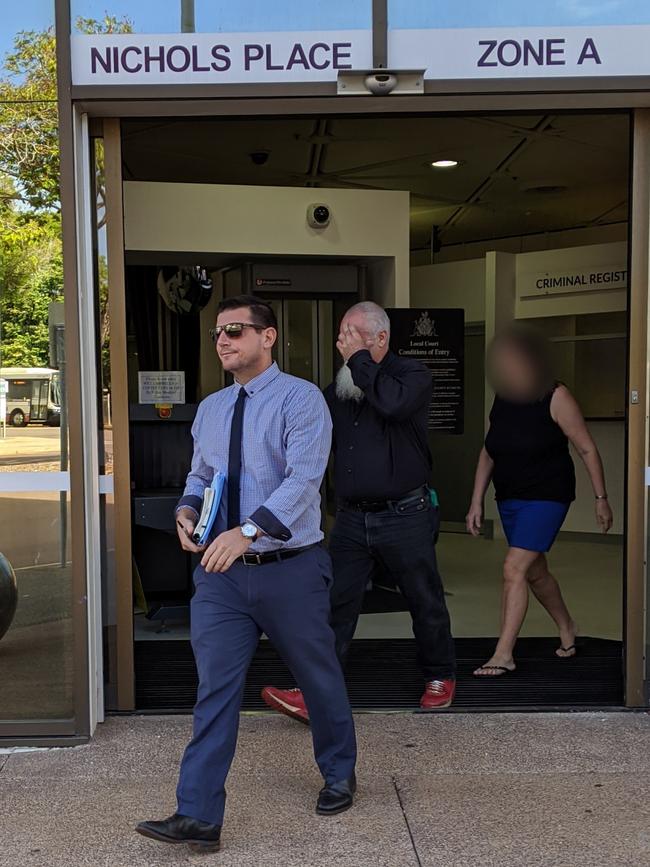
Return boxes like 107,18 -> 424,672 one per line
420,679 -> 456,710
261,686 -> 310,725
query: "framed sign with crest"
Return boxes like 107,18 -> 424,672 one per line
388,308 -> 465,434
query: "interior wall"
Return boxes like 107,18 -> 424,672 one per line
568,423 -> 625,535
199,271 -> 224,399
123,182 -> 410,306
411,222 -> 628,267
410,260 -> 485,322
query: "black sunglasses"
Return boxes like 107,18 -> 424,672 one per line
209,322 -> 264,342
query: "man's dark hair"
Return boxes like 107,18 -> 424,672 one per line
217,295 -> 278,330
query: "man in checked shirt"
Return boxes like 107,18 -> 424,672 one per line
136,296 -> 356,855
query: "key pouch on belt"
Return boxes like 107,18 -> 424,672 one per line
428,487 -> 440,509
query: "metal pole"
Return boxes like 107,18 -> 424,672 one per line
57,327 -> 68,569
181,0 -> 195,33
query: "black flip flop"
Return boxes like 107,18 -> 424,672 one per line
556,644 -> 577,658
473,665 -> 515,678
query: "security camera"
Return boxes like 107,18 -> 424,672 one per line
249,150 -> 270,166
364,72 -> 398,96
307,203 -> 331,229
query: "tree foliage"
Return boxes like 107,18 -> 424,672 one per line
0,181 -> 63,366
0,17 -> 131,370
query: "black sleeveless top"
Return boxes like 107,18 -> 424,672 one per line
485,387 -> 576,503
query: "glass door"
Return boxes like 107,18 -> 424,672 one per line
30,380 -> 49,423
269,297 -> 351,390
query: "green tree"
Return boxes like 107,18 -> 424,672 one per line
0,17 -> 131,371
0,16 -> 132,211
0,178 -> 63,366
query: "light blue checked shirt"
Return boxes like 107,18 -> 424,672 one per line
177,362 -> 332,553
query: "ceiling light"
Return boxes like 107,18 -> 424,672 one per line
431,159 -> 458,169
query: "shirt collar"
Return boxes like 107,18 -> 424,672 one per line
235,362 -> 281,397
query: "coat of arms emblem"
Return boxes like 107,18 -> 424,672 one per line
411,311 -> 438,338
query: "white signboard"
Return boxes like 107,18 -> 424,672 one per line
71,31 -> 372,85
0,379 -> 7,395
138,371 -> 186,404
520,265 -> 628,298
390,25 -> 650,79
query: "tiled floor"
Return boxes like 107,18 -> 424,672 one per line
135,533 -> 624,642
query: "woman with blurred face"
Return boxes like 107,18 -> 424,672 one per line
466,325 -> 613,677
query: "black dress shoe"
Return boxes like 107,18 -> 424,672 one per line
135,812 -> 221,853
316,773 -> 357,816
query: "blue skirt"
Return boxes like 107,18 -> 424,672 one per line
498,499 -> 570,553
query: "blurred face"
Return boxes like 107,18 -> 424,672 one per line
340,311 -> 389,363
489,342 -> 538,402
214,307 -> 277,381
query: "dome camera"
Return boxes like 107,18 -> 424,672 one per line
249,150 -> 270,166
307,203 -> 331,229
364,72 -> 398,95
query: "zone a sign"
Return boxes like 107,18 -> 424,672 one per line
71,31 -> 372,85
389,25 -> 650,80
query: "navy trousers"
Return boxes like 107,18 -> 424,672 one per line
175,545 -> 357,826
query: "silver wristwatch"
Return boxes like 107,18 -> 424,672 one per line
240,522 -> 258,541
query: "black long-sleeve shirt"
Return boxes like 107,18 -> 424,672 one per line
324,349 -> 433,500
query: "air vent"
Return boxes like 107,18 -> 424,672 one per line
525,184 -> 569,195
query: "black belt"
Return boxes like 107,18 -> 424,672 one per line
239,543 -> 316,566
340,485 -> 429,513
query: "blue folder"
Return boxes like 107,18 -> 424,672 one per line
192,472 -> 226,546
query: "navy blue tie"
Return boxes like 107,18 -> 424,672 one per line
227,387 -> 247,529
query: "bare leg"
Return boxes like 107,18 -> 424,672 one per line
526,555 -> 576,657
474,547 -> 540,676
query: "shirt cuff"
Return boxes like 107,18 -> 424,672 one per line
176,494 -> 202,518
249,506 -> 292,542
347,349 -> 373,370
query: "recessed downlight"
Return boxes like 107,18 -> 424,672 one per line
431,159 -> 459,169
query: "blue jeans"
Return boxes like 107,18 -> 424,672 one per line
176,545 -> 356,825
329,498 -> 456,681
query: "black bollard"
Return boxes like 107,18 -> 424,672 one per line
0,552 -> 18,642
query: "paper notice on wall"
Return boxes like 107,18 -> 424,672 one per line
138,371 -> 186,404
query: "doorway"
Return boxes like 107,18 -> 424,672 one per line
106,111 -> 628,711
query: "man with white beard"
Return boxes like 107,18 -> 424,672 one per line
262,301 -> 456,717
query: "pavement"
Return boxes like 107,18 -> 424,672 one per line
2,711 -> 650,867
0,427 -> 64,464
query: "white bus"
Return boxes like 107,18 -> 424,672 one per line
0,368 -> 62,428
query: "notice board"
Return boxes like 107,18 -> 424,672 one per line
388,308 -> 465,434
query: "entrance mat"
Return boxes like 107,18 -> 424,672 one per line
134,637 -> 623,711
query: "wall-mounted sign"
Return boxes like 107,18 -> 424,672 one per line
388,308 -> 464,434
389,25 -> 650,80
71,31 -> 372,85
255,278 -> 292,287
520,265 -> 628,298
138,371 -> 186,404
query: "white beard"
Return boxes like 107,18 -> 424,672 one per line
335,364 -> 364,403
